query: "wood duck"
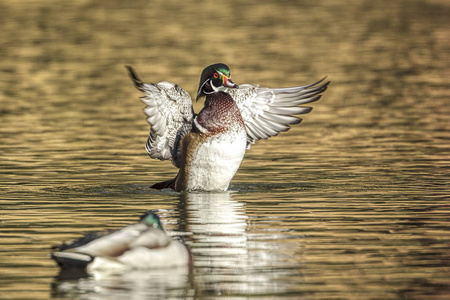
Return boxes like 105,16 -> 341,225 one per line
126,64 -> 329,192
51,212 -> 191,271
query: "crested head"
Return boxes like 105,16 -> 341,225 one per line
196,63 -> 238,100
200,63 -> 231,82
139,211 -> 164,231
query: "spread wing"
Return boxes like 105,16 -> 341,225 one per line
226,78 -> 330,148
126,66 -> 194,168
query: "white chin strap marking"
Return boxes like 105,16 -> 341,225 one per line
210,80 -> 220,92
194,117 -> 209,134
203,79 -> 221,95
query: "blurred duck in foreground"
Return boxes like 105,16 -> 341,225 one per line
51,212 -> 191,272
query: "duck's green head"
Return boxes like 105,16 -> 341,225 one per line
139,211 -> 164,231
196,63 -> 238,101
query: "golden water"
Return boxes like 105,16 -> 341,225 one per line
0,0 -> 449,299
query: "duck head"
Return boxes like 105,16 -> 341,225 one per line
139,211 -> 164,231
196,63 -> 238,101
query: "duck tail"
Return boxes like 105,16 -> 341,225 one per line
150,177 -> 177,190
50,251 -> 94,269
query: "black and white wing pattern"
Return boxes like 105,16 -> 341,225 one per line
226,78 -> 330,148
126,66 -> 194,168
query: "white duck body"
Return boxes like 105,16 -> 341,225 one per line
176,127 -> 247,192
174,92 -> 247,192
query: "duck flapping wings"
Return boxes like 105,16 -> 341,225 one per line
126,66 -> 329,167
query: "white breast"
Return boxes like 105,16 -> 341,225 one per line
186,131 -> 247,191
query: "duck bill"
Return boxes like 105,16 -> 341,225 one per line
223,76 -> 238,88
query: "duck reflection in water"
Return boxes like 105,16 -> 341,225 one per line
178,192 -> 304,295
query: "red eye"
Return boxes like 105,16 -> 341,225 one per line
213,73 -> 219,78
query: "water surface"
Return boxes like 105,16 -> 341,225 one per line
1,0 -> 449,299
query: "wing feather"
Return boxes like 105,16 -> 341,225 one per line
126,66 -> 194,167
259,115 -> 291,132
253,118 -> 280,137
227,78 -> 329,148
246,121 -> 269,140
265,106 -> 311,115
245,123 -> 260,141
